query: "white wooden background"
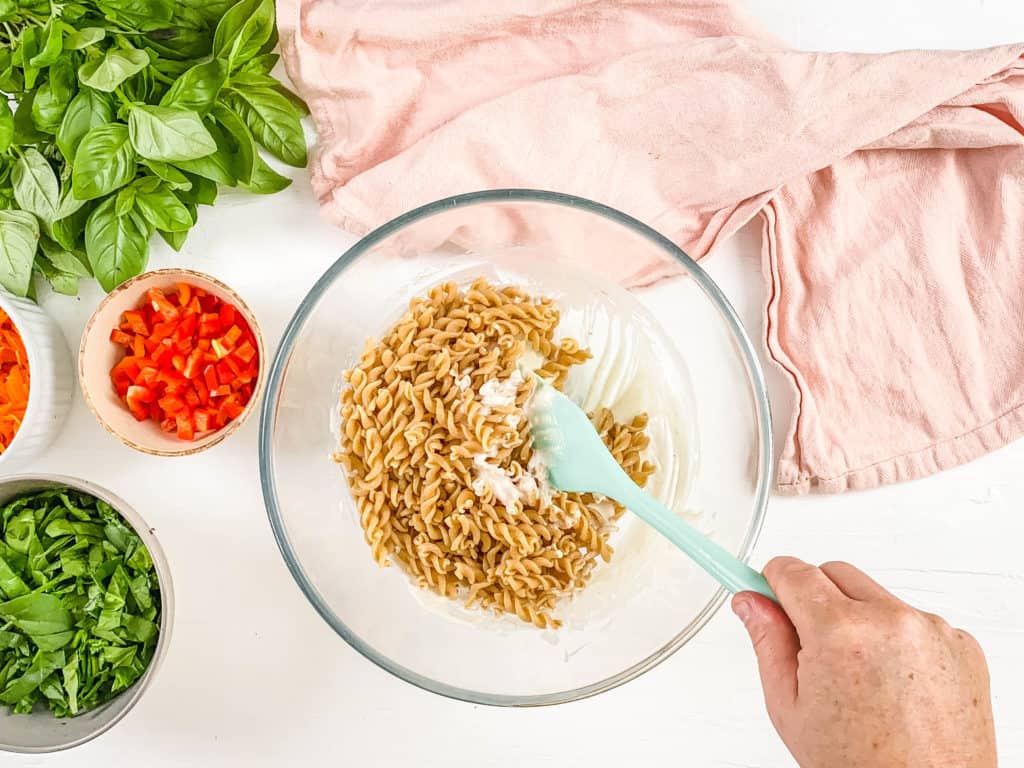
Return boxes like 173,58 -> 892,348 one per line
18,1 -> 1024,766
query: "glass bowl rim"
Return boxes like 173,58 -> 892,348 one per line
258,188 -> 772,707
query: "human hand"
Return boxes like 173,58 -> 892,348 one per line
732,557 -> 996,768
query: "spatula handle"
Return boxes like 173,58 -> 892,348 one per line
619,486 -> 778,602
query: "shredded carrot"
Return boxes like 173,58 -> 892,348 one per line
0,309 -> 30,453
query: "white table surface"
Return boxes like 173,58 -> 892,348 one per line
20,2 -> 1024,766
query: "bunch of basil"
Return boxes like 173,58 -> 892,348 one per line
0,0 -> 307,297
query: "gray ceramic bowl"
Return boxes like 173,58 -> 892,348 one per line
0,475 -> 174,754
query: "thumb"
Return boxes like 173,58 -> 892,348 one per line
733,592 -> 800,716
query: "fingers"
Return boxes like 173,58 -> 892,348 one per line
733,592 -> 800,716
819,561 -> 894,602
763,556 -> 846,632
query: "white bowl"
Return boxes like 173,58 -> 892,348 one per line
0,475 -> 175,753
0,291 -> 74,468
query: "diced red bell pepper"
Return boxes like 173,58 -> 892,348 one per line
152,339 -> 174,366
111,357 -> 142,383
157,394 -> 186,414
183,348 -> 204,379
110,329 -> 133,346
219,303 -> 236,327
151,320 -> 177,343
220,395 -> 244,420
126,386 -> 155,420
137,366 -> 159,388
122,310 -> 149,335
193,409 -> 211,433
148,288 -> 180,321
203,364 -> 218,391
195,379 -> 209,405
176,415 -> 194,441
109,283 -> 257,442
176,282 -> 192,307
216,360 -> 234,385
223,325 -> 243,348
211,338 -> 230,359
234,341 -> 257,364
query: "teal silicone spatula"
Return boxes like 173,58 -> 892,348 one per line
529,375 -> 777,602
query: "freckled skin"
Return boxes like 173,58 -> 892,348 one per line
733,557 -> 997,768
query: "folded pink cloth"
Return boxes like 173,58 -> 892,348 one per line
277,0 -> 1024,493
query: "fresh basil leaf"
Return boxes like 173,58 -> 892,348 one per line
51,198 -> 93,251
179,0 -> 236,24
226,71 -> 277,89
128,105 -> 217,162
78,47 -> 150,92
140,159 -> 191,190
114,187 -> 136,217
160,58 -> 228,115
57,87 -> 114,161
172,121 -> 236,185
39,236 -> 90,277
158,228 -> 188,252
13,92 -> 45,144
96,0 -> 174,29
244,153 -> 291,194
18,26 -> 40,90
177,174 -> 217,206
225,86 -> 307,167
72,124 -> 137,200
230,72 -> 308,116
64,27 -> 105,50
31,58 -> 77,134
0,210 -> 39,297
135,184 -> 192,232
144,25 -> 212,63
240,52 -> 278,75
211,103 -> 255,184
12,149 -> 60,223
85,196 -> 149,291
0,49 -> 21,92
29,20 -> 63,69
130,175 -> 161,194
34,253 -> 79,296
212,0 -> 274,69
0,102 -> 12,154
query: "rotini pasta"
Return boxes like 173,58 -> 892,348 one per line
334,278 -> 655,628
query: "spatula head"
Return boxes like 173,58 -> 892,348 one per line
528,375 -> 627,496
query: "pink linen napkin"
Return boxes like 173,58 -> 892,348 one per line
277,0 -> 1024,494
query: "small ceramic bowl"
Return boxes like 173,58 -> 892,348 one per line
0,474 -> 174,754
79,269 -> 265,456
0,290 -> 74,469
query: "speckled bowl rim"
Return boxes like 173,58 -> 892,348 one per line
79,269 -> 266,457
0,474 -> 174,754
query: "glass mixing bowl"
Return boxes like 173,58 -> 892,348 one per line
259,190 -> 771,705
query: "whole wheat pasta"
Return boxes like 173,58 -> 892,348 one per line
334,278 -> 655,628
